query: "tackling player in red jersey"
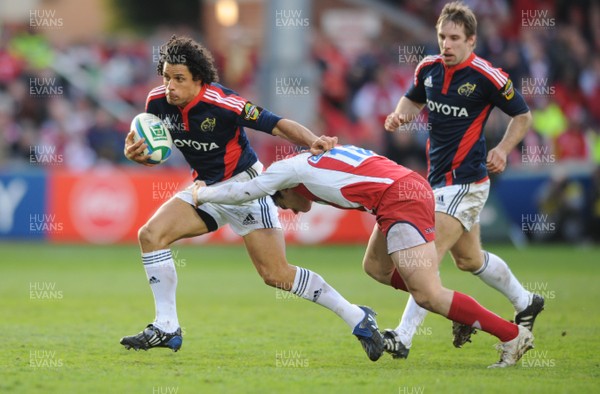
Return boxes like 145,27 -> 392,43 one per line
384,1 -> 544,359
193,144 -> 535,368
121,35 -> 385,361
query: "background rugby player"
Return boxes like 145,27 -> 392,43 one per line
383,1 -> 544,359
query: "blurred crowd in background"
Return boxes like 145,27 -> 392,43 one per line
1,0 -> 599,242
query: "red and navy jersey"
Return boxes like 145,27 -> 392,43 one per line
405,53 -> 529,188
145,83 -> 282,184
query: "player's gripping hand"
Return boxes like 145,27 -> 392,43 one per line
384,112 -> 410,132
310,135 -> 338,155
124,130 -> 155,167
192,180 -> 207,207
486,147 -> 508,174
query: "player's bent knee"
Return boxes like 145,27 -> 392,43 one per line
362,257 -> 392,284
362,259 -> 378,278
363,266 -> 385,284
137,224 -> 151,244
138,223 -> 167,250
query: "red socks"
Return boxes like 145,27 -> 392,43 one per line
390,270 -> 518,343
448,291 -> 518,342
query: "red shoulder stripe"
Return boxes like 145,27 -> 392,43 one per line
414,55 -> 443,86
145,85 -> 166,111
201,85 -> 246,114
471,56 -> 508,89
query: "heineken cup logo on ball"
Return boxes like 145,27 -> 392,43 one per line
149,121 -> 168,141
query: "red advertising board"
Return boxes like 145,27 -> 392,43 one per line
47,168 -> 374,244
47,168 -> 191,243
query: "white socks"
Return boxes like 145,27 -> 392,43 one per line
291,267 -> 365,329
140,254 -> 365,334
474,251 -> 531,312
395,295 -> 429,348
142,249 -> 180,333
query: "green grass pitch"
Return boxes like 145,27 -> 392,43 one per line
1,243 -> 599,393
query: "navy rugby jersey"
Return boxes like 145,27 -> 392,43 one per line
405,53 -> 529,188
145,83 -> 281,184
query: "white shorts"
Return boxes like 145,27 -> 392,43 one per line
176,161 -> 281,237
434,180 -> 490,231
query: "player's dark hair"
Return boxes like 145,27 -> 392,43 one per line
156,35 -> 219,83
436,1 -> 477,41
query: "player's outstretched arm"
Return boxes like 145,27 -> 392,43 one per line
272,119 -> 337,155
487,111 -> 532,174
194,159 -> 296,206
384,97 -> 425,132
124,130 -> 155,167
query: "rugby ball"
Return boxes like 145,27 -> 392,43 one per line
131,113 -> 172,164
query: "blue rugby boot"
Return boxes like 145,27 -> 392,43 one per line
352,306 -> 385,361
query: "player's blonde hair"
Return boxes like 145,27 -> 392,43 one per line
436,1 -> 477,40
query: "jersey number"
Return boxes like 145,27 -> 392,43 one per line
309,145 -> 375,167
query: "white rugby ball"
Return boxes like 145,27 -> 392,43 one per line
131,113 -> 173,164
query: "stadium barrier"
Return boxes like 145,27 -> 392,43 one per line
1,165 -> 594,244
0,167 -> 375,244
